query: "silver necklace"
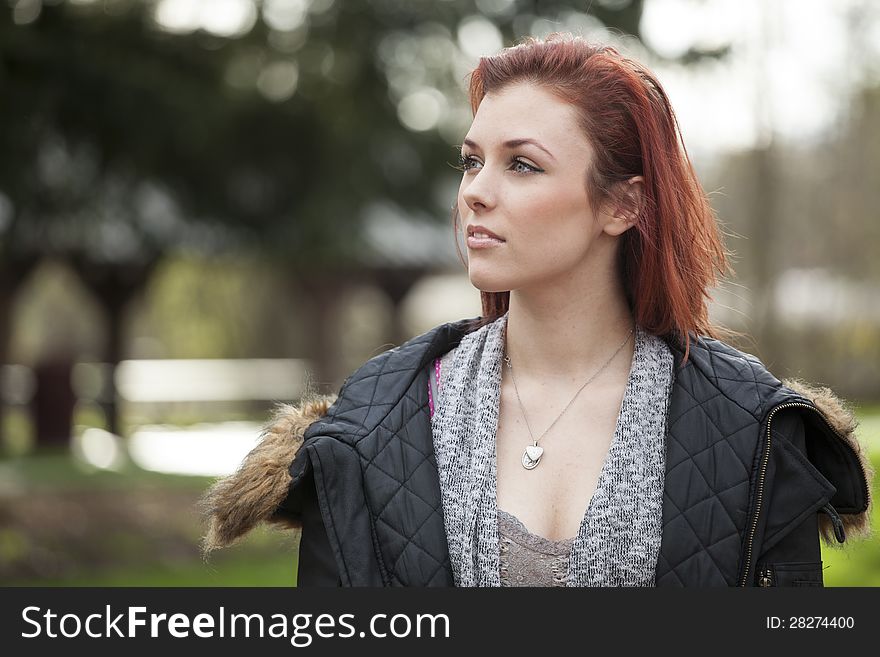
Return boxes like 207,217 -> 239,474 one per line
503,326 -> 635,470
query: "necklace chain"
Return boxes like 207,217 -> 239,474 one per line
504,326 -> 635,452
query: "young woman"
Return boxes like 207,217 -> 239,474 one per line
202,34 -> 873,587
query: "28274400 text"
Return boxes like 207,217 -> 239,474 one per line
766,616 -> 854,629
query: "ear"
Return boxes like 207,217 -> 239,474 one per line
602,176 -> 644,237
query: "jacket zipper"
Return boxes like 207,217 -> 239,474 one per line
738,400 -> 870,587
758,568 -> 774,587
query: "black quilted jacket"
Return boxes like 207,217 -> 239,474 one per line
236,318 -> 872,587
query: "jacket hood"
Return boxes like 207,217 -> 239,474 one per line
780,377 -> 874,545
200,367 -> 874,555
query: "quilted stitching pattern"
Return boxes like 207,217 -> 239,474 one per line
303,325 -> 802,587
362,377 -> 451,585
303,322 -> 471,586
655,335 -> 797,587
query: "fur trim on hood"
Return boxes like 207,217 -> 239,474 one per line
781,378 -> 874,546
199,394 -> 337,555
199,380 -> 874,555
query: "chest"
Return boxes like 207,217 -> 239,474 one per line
494,374 -> 628,542
345,342 -> 767,586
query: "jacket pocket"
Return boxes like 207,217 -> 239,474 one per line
756,561 -> 824,587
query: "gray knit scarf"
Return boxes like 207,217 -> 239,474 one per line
431,312 -> 675,587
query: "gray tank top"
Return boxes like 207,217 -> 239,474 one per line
497,509 -> 575,587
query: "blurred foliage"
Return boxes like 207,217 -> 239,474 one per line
704,81 -> 880,396
711,85 -> 880,285
137,252 -> 300,359
1,405 -> 33,456
7,252 -> 306,363
0,0 -> 669,430
9,258 -> 105,363
0,0 -> 671,270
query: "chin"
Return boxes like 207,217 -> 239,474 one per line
468,268 -> 513,294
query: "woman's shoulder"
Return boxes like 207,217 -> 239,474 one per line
289,317 -> 476,438
676,333 -> 854,423
670,331 -> 862,447
675,331 -> 872,542
668,331 -> 812,416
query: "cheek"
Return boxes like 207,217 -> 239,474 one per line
515,199 -> 595,263
519,191 -> 587,237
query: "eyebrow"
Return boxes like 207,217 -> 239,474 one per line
462,137 -> 556,161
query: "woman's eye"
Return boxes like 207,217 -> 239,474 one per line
511,159 -> 539,174
455,154 -> 541,174
457,154 -> 480,171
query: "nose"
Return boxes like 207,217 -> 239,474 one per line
460,166 -> 496,214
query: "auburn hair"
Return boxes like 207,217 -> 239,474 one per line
453,33 -> 736,366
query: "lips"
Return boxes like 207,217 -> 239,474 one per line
466,225 -> 505,242
466,224 -> 505,250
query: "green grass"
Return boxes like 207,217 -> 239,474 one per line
0,448 -> 215,492
0,451 -> 296,587
5,551 -> 297,587
820,459 -> 880,585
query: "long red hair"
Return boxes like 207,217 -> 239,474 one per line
454,33 -> 735,365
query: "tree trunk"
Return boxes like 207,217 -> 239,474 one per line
372,267 -> 422,348
30,358 -> 76,447
292,272 -> 348,395
102,294 -> 127,437
71,257 -> 158,437
749,145 -> 781,367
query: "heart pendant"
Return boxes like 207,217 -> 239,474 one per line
522,444 -> 544,470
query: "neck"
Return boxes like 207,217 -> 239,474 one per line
504,273 -> 635,384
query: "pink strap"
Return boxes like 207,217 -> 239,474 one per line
428,356 -> 442,417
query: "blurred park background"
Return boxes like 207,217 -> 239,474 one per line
1,0 -> 878,586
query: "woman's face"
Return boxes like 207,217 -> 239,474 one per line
457,81 -> 619,294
